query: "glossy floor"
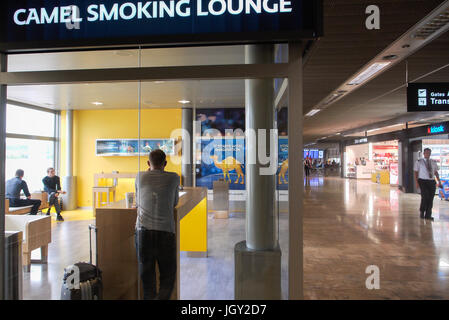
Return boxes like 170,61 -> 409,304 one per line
21,177 -> 449,299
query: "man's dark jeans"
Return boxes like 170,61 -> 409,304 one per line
135,228 -> 176,300
418,179 -> 437,219
9,198 -> 41,215
48,192 -> 62,214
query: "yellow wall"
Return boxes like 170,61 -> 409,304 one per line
60,109 -> 182,208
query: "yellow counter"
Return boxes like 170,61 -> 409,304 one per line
372,170 -> 390,185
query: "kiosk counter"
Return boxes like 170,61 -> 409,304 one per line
95,187 -> 208,300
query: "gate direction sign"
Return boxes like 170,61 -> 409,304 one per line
408,83 -> 449,112
0,0 -> 323,52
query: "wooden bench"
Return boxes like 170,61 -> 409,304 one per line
5,199 -> 34,215
4,192 -> 49,216
5,215 -> 52,272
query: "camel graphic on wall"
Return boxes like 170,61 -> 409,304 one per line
278,159 -> 289,185
210,155 -> 245,184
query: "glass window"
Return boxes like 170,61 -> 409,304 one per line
6,104 -> 55,137
5,138 -> 55,192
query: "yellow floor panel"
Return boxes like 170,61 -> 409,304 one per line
46,208 -> 95,223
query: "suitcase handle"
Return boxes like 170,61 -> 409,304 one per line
88,224 -> 99,273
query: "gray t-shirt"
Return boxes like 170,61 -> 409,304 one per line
135,170 -> 180,234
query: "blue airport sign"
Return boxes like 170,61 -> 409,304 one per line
408,83 -> 449,112
0,0 -> 323,52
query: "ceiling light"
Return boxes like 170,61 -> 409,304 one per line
178,100 -> 191,104
154,81 -> 165,84
305,109 -> 321,117
367,124 -> 402,133
92,102 -> 103,106
114,50 -> 134,57
383,54 -> 399,61
439,259 -> 449,268
347,62 -> 391,86
323,93 -> 345,106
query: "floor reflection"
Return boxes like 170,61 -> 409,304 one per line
304,177 -> 449,299
20,176 -> 449,300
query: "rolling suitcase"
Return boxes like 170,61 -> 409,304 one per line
61,224 -> 103,300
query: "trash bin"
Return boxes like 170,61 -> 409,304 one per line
4,231 -> 23,300
213,180 -> 230,219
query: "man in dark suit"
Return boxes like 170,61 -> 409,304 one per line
42,167 -> 66,221
6,169 -> 41,215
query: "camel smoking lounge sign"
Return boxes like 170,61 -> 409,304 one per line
0,0 -> 323,52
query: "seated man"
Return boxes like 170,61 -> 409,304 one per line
135,150 -> 180,300
42,167 -> 66,222
6,169 -> 41,215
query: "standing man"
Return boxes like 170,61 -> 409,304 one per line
135,150 -> 180,300
42,168 -> 66,222
414,148 -> 442,221
304,157 -> 311,178
6,169 -> 41,215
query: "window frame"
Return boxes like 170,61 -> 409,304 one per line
5,100 -> 60,177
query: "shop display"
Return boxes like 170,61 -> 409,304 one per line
438,179 -> 449,201
390,163 -> 399,185
346,140 -> 399,185
345,143 -> 371,179
372,144 -> 398,171
371,141 -> 399,185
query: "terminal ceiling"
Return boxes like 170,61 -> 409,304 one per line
5,0 -> 449,143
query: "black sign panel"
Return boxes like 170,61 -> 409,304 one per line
0,0 -> 323,52
408,83 -> 449,112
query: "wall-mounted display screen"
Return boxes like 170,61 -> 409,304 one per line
304,149 -> 323,159
96,139 -> 175,156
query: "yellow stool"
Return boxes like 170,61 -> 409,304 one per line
93,186 -> 116,206
92,178 -> 117,216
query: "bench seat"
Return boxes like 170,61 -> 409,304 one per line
5,215 -> 52,272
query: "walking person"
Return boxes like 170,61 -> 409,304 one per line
135,150 -> 180,300
304,157 -> 311,177
6,169 -> 41,215
414,148 -> 442,221
42,167 -> 66,221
